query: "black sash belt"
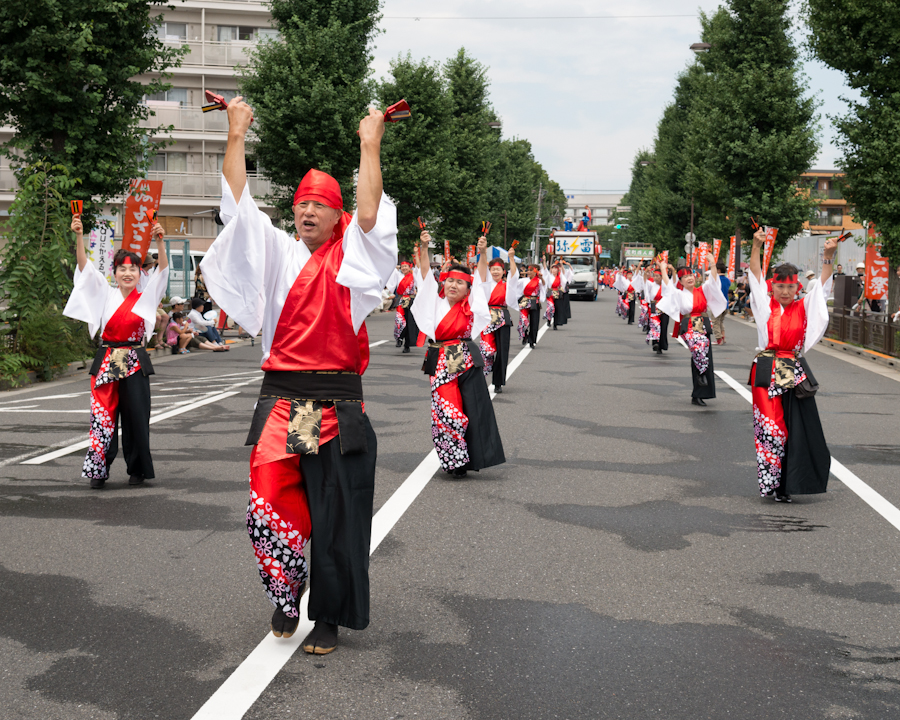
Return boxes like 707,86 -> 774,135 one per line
89,342 -> 154,377
679,315 -> 712,336
246,371 -> 367,455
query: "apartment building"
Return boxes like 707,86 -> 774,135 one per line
800,169 -> 863,235
0,0 -> 277,257
563,192 -> 625,227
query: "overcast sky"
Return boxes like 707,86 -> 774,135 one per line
372,0 -> 860,194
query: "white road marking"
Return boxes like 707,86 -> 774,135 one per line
190,322 -> 550,720
0,392 -> 88,405
369,340 -> 388,348
715,368 -> 900,534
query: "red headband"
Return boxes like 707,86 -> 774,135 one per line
677,268 -> 690,278
773,274 -> 798,284
446,270 -> 472,283
488,258 -> 505,268
117,255 -> 136,267
399,261 -> 411,267
293,168 -> 343,210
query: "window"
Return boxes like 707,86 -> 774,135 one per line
145,87 -> 188,105
214,90 -> 238,103
217,154 -> 225,174
257,28 -> 280,41
814,208 -> 843,226
167,152 -> 188,173
149,153 -> 167,172
158,22 -> 187,40
217,26 -> 257,41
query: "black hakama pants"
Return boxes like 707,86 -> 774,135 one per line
657,314 -> 670,352
691,343 -> 716,400
458,367 -> 506,471
527,305 -> 541,345
492,324 -> 511,388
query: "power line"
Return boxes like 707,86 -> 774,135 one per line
383,14 -> 696,21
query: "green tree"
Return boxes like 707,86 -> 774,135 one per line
378,54 -> 454,259
805,0 -> 900,267
685,0 -> 819,252
441,48 -> 501,253
241,0 -> 381,225
0,0 -> 184,229
488,139 -> 543,248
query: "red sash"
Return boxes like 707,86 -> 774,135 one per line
102,290 -> 144,342
654,288 -> 663,304
552,274 -> 561,290
266,215 -> 370,374
524,277 -> 540,297
767,297 -> 807,352
435,298 -> 474,342
489,281 -> 507,306
690,288 -> 708,317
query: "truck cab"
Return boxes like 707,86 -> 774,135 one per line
551,231 -> 599,301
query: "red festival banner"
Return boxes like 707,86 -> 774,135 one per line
444,239 -> 450,261
466,245 -> 476,266
761,226 -> 779,278
712,238 -> 722,264
727,236 -> 736,279
122,179 -> 163,262
697,241 -> 709,271
865,223 -> 889,302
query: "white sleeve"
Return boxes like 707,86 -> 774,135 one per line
133,266 -> 170,341
337,192 -> 399,332
541,267 -> 552,286
747,272 -> 772,351
63,261 -> 114,339
200,177 -> 294,338
631,274 -> 644,293
644,280 -> 658,301
803,278 -> 831,353
565,268 -> 575,286
702,272 -> 727,318
656,288 -> 681,319
505,270 -> 520,310
470,281 -> 491,339
410,267 -> 441,340
385,268 -> 402,293
472,270 -> 493,302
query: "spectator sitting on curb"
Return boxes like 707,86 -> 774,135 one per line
166,312 -> 228,354
188,298 -> 226,345
151,301 -> 171,351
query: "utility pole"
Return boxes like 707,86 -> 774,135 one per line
531,180 -> 543,261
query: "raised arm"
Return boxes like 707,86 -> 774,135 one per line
820,236 -> 837,286
418,230 -> 431,271
749,228 -> 765,282
356,107 -> 386,233
476,236 -> 488,282
657,258 -> 670,286
152,221 -> 168,271
223,96 -> 254,201
72,215 -> 87,272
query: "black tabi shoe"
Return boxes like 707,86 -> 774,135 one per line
128,474 -> 145,486
271,605 -> 301,639
697,374 -> 708,386
774,493 -> 793,503
90,477 -> 106,489
302,621 -> 338,654
553,325 -> 558,330
396,338 -> 403,347
402,346 -> 410,353
494,385 -> 502,394
691,397 -> 707,407
446,467 -> 468,479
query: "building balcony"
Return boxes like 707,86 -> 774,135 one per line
163,39 -> 254,67
141,103 -> 230,133
811,188 -> 844,200
0,167 -> 272,201
146,171 -> 271,199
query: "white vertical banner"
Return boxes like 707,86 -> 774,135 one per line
87,218 -> 116,285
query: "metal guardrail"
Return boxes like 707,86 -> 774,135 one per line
162,39 -> 254,67
827,307 -> 900,358
140,104 -> 230,133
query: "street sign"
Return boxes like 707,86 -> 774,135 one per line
685,232 -> 696,242
684,243 -> 693,254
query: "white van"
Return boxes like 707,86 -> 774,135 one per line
166,249 -> 206,298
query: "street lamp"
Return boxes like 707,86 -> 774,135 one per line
690,42 -> 712,53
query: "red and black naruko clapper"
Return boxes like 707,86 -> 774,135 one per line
509,239 -> 519,251
750,216 -> 761,232
384,99 -> 411,123
150,209 -> 158,224
417,216 -> 426,230
835,229 -> 852,243
202,90 -> 228,113
70,200 -> 83,216
480,221 -> 492,237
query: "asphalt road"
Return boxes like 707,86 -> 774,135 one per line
1,296 -> 899,720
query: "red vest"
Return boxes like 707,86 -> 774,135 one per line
766,297 -> 807,353
265,230 -> 369,375
524,277 -> 540,297
690,288 -> 708,317
435,298 -> 474,342
489,281 -> 507,306
398,273 -> 415,296
102,290 -> 145,343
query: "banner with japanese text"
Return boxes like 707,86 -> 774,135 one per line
712,239 -> 722,263
86,218 -> 116,285
865,223 -> 889,301
444,239 -> 450,261
727,236 -> 736,280
697,241 -> 709,271
466,245 -> 476,266
761,227 -> 779,278
121,179 -> 163,262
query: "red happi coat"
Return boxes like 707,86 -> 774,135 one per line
689,288 -> 707,317
524,276 -> 540,298
95,289 -> 146,385
397,272 -> 415,299
436,297 -> 474,343
255,225 -> 368,464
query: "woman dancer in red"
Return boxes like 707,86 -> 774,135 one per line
516,262 -> 544,347
387,257 -> 421,353
412,231 -> 505,478
473,238 -> 518,394
541,259 -> 574,330
63,216 -> 169,488
657,254 -> 727,406
748,229 -> 836,502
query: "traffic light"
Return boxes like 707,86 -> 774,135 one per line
615,223 -> 628,229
